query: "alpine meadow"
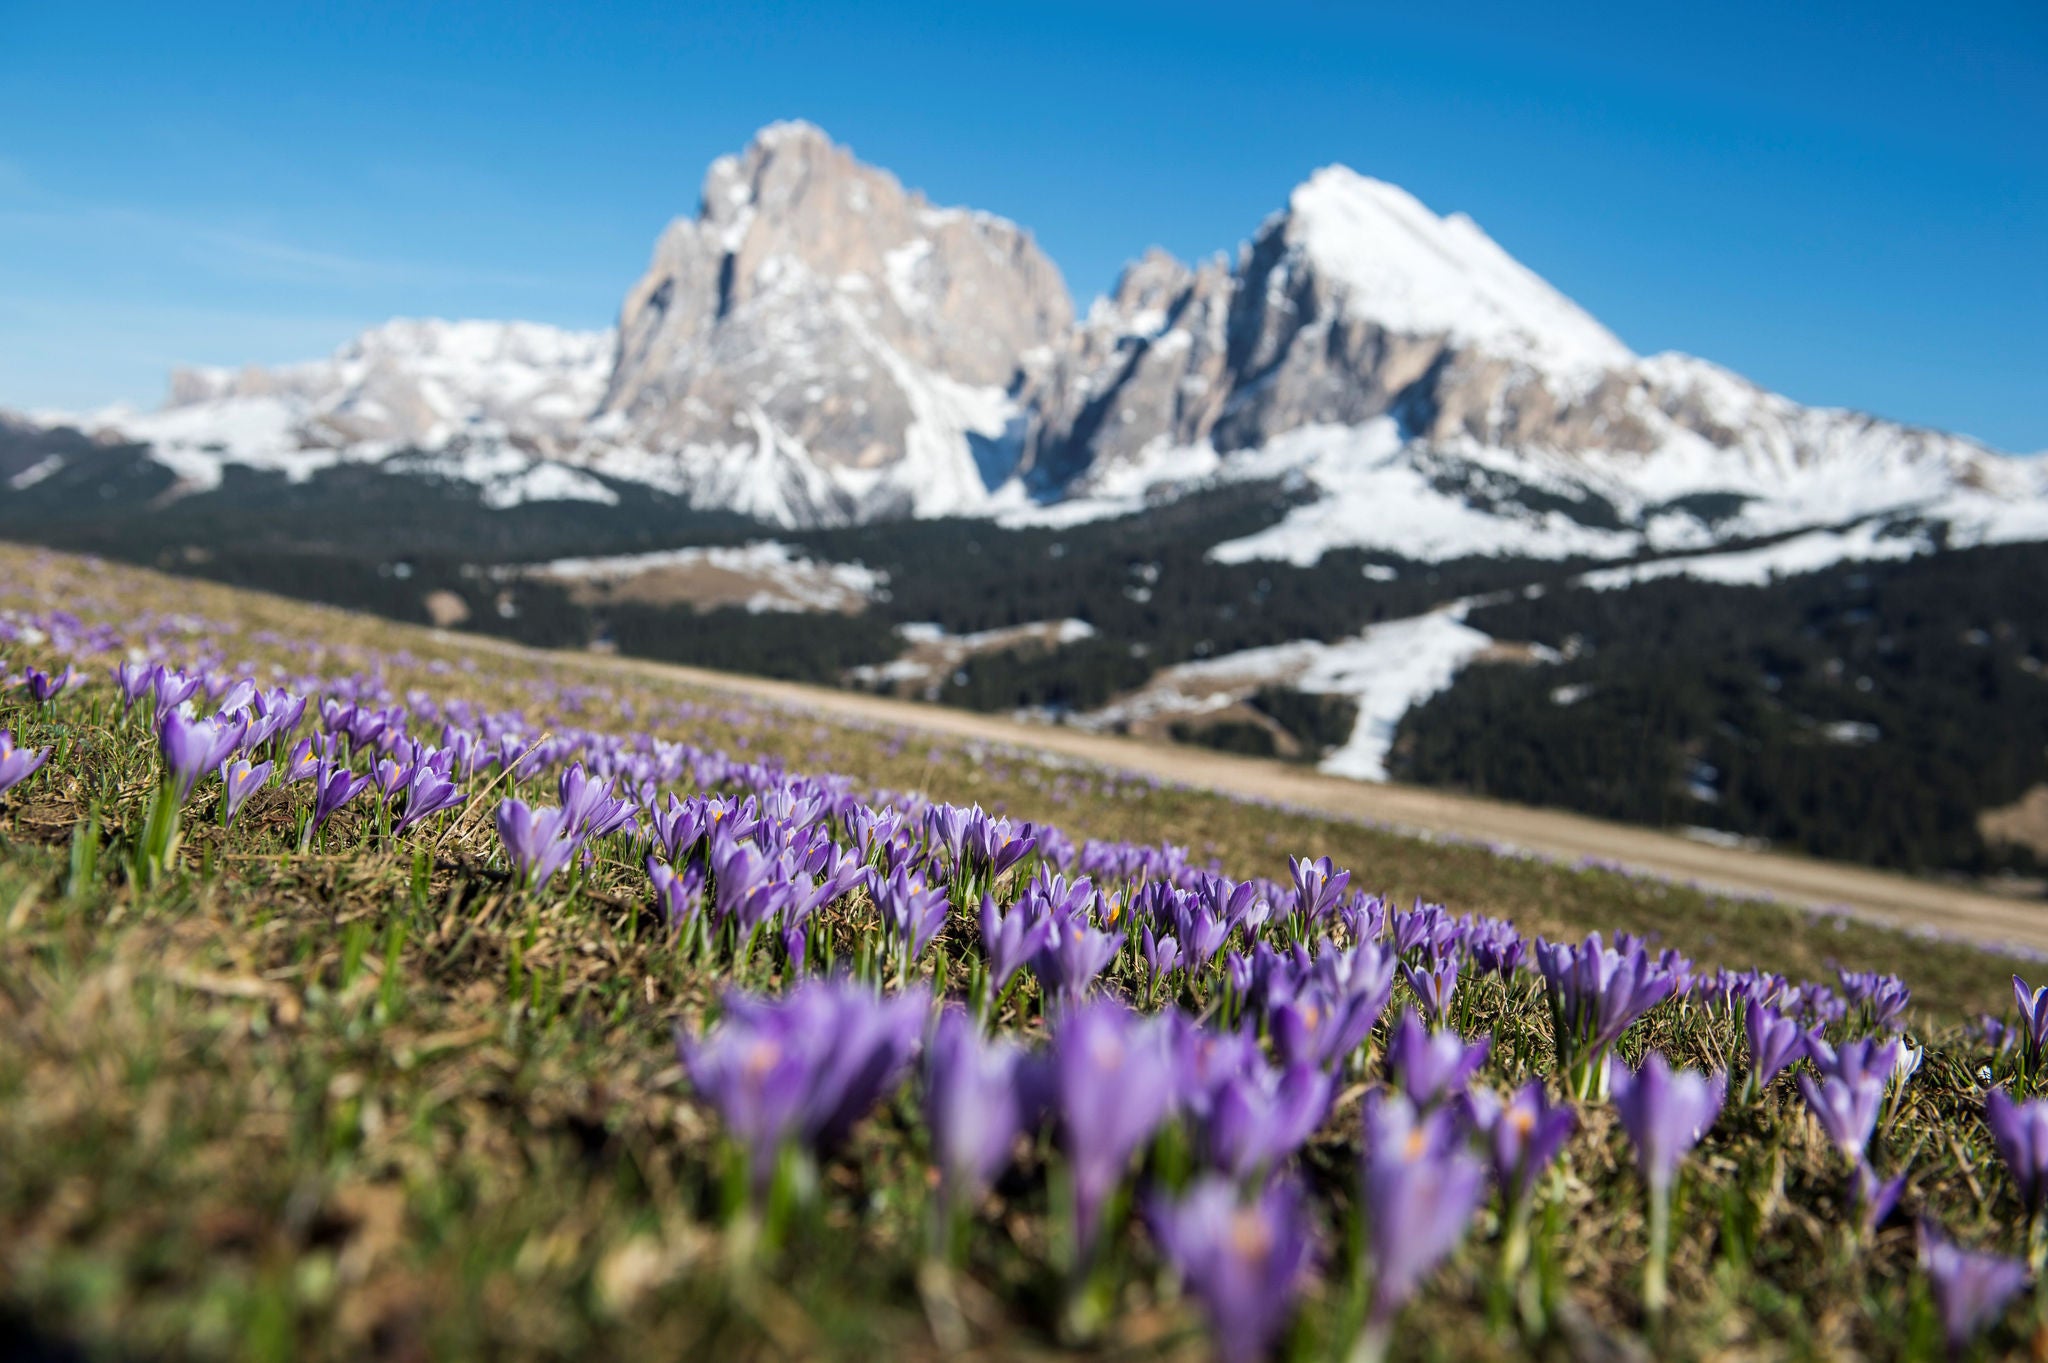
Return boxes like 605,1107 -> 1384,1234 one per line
5,8 -> 2048,1360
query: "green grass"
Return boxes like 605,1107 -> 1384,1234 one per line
0,543 -> 2042,1361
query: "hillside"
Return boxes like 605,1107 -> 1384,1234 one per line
4,453 -> 2045,878
2,542 -> 2046,1362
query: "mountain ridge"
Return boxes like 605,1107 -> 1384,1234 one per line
17,120 -> 2044,563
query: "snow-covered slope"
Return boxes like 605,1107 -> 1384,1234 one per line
1077,600 -> 1505,782
71,318 -> 617,503
1286,169 -> 1634,375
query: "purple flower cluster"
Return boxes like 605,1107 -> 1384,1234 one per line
1536,932 -> 1688,1098
680,977 -> 926,1191
3,578 -> 2041,1361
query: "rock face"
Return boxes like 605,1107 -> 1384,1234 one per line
1019,249 -> 1235,490
594,121 -> 1073,525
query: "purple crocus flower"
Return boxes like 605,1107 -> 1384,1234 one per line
1051,1000 -> 1178,1250
1807,1035 -> 1903,1088
1798,1068 -> 1888,1163
1919,1223 -> 2029,1356
1384,1011 -> 1490,1109
149,669 -> 202,726
372,755 -> 409,801
1148,1176 -> 1318,1363
1267,951 -> 1395,1073
1031,917 -> 1120,1011
978,894 -> 1051,1000
1984,1088 -> 2048,1220
924,1008 -> 1030,1214
1475,1081 -> 1577,1204
781,922 -> 811,972
21,665 -> 78,705
113,660 -> 155,713
391,766 -> 462,836
1203,1060 -> 1333,1181
1535,933 -> 1682,1098
1611,1051 -> 1725,1317
1852,1162 -> 1907,1238
1612,1052 -> 1726,1194
650,794 -> 714,863
1171,1021 -> 1266,1121
0,729 -> 50,797
558,763 -> 636,840
307,759 -> 372,840
1141,925 -> 1183,988
875,864 -> 950,965
922,803 -> 971,866
494,797 -> 579,890
158,710 -> 247,802
2013,974 -> 2048,1073
1465,921 -> 1526,980
1180,906 -> 1232,972
680,978 -> 926,1192
1838,969 -> 1911,1032
1400,954 -> 1460,1026
1391,903 -> 1451,958
1337,891 -> 1388,945
282,735 -> 325,784
1289,854 -> 1350,923
1744,999 -> 1807,1098
710,837 -> 793,934
646,856 -> 705,929
218,757 -> 272,828
961,807 -> 1037,880
1801,1035 -> 1903,1161
1224,949 -> 1254,999
244,687 -> 307,752
1358,1093 -> 1486,1336
1198,876 -> 1264,938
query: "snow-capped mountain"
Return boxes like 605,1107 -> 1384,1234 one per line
1018,165 -> 2048,562
22,121 -> 2047,561
73,319 -> 620,507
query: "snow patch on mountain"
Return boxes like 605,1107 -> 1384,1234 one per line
1577,523 -> 1929,590
1295,608 -> 1498,781
536,540 -> 886,613
1204,423 -> 1645,565
1078,599 -> 1501,782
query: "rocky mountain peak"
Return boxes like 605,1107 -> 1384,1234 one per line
594,122 -> 1073,524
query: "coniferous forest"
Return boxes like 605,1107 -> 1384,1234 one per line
4,434 -> 2046,875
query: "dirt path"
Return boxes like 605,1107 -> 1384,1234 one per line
477,639 -> 2048,956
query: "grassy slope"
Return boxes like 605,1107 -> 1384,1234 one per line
0,543 -> 2038,1361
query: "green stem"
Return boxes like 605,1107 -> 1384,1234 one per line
1644,1183 -> 1670,1323
1347,1319 -> 1391,1363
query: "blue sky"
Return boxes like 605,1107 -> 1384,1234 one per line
2,1 -> 2042,450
